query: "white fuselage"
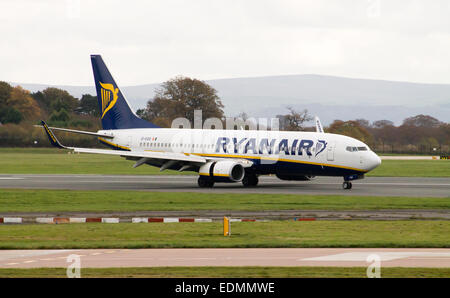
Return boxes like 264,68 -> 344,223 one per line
97,128 -> 381,177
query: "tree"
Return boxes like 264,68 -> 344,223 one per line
371,119 -> 397,152
7,86 -> 41,120
0,107 -> 23,124
327,120 -> 374,145
372,120 -> 394,128
0,81 -> 12,108
39,88 -> 79,112
277,107 -> 312,131
355,119 -> 371,128
402,114 -> 441,128
136,108 -> 146,118
141,76 -> 224,127
49,108 -> 70,122
76,94 -> 99,116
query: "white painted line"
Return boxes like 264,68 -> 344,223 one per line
3,217 -> 22,224
301,252 -> 450,262
0,177 -> 24,180
194,218 -> 213,223
36,218 -> 54,224
102,218 -> 119,223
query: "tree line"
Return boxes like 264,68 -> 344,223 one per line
0,81 -> 100,147
0,78 -> 448,154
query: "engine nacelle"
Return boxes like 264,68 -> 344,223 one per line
199,161 -> 245,182
275,173 -> 316,181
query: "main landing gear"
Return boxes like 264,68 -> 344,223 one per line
342,181 -> 352,190
242,172 -> 258,187
198,176 -> 214,188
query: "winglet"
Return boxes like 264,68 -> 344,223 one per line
314,116 -> 324,133
40,120 -> 67,149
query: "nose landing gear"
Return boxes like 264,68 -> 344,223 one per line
342,181 -> 352,189
342,174 -> 363,190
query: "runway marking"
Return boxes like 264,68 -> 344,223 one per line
160,257 -> 217,260
0,177 -> 23,180
301,252 -> 450,262
5,263 -> 19,265
23,260 -> 36,263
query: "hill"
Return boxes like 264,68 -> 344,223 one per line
11,74 -> 450,125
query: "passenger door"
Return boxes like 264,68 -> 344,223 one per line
327,142 -> 335,161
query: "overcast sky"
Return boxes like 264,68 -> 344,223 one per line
1,0 -> 450,86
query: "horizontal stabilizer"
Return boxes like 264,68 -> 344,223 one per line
34,124 -> 114,138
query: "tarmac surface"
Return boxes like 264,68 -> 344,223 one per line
1,248 -> 449,268
1,175 -> 449,197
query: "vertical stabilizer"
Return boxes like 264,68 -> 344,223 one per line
91,55 -> 158,130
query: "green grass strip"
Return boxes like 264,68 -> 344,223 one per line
0,221 -> 448,249
0,189 -> 449,212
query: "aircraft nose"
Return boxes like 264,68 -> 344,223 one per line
369,152 -> 381,170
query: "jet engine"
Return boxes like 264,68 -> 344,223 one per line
199,161 -> 245,182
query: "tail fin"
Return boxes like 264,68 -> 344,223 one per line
90,55 -> 159,130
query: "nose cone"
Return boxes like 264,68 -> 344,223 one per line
368,152 -> 381,171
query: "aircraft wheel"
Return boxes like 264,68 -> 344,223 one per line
242,173 -> 259,187
198,177 -> 214,188
342,181 -> 352,190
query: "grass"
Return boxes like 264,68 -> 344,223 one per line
0,221 -> 448,249
0,148 -> 448,177
0,266 -> 448,278
368,160 -> 450,177
0,189 -> 448,213
0,148 -> 182,175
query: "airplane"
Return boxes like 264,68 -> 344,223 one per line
39,55 -> 381,190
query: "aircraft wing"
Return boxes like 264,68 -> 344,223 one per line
73,147 -> 206,163
39,120 -> 207,169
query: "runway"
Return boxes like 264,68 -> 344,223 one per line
1,248 -> 449,268
0,174 -> 449,197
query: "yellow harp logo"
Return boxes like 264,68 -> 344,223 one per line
99,82 -> 119,119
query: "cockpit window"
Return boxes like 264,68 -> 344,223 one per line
347,146 -> 368,152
